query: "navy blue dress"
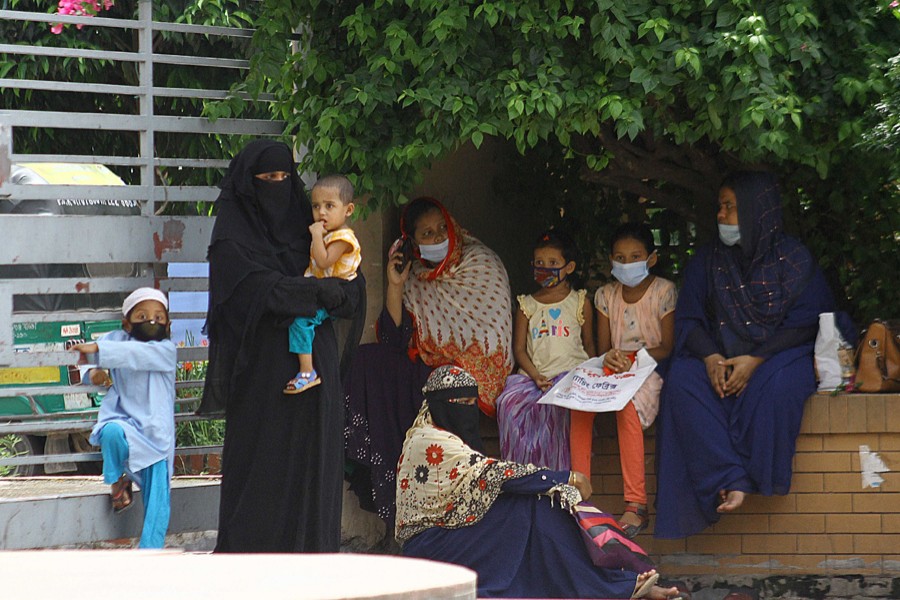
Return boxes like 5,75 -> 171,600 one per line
654,243 -> 834,538
403,470 -> 638,598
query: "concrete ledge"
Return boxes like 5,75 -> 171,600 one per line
0,476 -> 219,549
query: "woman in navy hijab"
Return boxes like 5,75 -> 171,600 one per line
654,171 -> 834,538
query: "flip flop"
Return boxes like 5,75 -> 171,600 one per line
284,371 -> 321,395
632,572 -> 659,598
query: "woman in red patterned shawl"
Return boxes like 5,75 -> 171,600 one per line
345,197 -> 513,529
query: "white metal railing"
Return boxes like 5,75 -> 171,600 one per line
0,0 -> 282,471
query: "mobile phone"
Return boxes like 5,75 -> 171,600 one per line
389,237 -> 414,273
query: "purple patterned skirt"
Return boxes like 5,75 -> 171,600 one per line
495,373 -> 570,470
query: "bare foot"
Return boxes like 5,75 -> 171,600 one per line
717,489 -> 746,513
647,586 -> 684,599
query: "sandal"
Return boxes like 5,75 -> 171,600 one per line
284,370 -> 321,395
111,475 -> 133,513
632,572 -> 659,598
618,503 -> 650,539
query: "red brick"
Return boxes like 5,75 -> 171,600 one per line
828,396 -> 850,433
847,400 -> 869,432
741,534 -> 797,554
795,434 -> 823,452
879,432 -> 900,451
801,397 -> 830,433
854,534 -> 900,554
826,513 -> 882,533
867,396 -> 887,433
795,493 -> 853,513
794,451 -> 852,472
852,493 -> 900,513
823,472 -> 870,493
823,433 -> 877,452
685,534 -> 743,555
707,514 -> 767,534
797,534 -> 854,554
883,514 -> 900,533
769,513 -> 825,534
788,473 -> 824,493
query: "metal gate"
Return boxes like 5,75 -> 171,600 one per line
0,0 -> 283,473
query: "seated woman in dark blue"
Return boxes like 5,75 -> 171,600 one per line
654,171 -> 835,539
397,366 -> 684,599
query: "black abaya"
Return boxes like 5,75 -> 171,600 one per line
199,140 -> 365,552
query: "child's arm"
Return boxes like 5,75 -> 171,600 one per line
513,309 -> 551,391
644,311 -> 675,362
309,222 -> 353,270
95,339 -> 177,372
597,310 -> 631,374
580,295 -> 596,357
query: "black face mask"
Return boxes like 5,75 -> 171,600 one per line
429,400 -> 485,453
252,178 -> 294,244
129,320 -> 169,342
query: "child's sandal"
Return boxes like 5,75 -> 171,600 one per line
284,371 -> 321,395
618,504 -> 649,539
111,475 -> 133,513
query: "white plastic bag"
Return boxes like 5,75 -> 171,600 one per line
815,312 -> 854,392
538,349 -> 657,412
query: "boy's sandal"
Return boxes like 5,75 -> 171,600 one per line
618,504 -> 650,539
283,371 -> 321,395
111,476 -> 133,514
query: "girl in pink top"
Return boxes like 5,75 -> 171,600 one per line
571,223 -> 676,538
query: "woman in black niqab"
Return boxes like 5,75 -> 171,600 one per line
199,139 -> 366,552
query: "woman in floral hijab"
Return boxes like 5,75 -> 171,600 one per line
397,366 -> 682,600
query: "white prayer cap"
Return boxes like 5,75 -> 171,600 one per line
122,287 -> 169,317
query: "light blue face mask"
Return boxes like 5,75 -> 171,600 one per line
418,238 -> 450,263
611,259 -> 650,288
718,224 -> 741,246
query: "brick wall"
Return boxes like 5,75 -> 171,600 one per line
480,393 -> 900,578
584,393 -> 900,577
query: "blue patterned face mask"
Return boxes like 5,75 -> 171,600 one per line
610,259 -> 650,288
718,224 -> 741,246
533,265 -> 564,288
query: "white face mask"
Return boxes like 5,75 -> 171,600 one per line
418,238 -> 450,263
611,259 -> 650,288
718,224 -> 741,246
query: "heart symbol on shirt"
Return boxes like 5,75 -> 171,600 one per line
549,308 -> 562,320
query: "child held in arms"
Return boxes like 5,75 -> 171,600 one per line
283,174 -> 362,394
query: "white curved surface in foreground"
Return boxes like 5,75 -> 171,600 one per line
0,551 -> 477,599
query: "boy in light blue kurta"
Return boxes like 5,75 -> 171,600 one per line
72,287 -> 177,549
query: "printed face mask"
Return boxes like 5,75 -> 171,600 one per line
610,259 -> 650,288
129,320 -> 169,343
718,223 -> 741,246
418,238 -> 450,263
533,265 -> 564,288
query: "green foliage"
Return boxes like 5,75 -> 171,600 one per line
0,435 -> 28,477
224,0 -> 898,325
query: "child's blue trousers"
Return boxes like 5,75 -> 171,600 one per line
288,308 -> 331,355
99,423 -> 171,549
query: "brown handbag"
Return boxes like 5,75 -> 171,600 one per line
855,320 -> 900,393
